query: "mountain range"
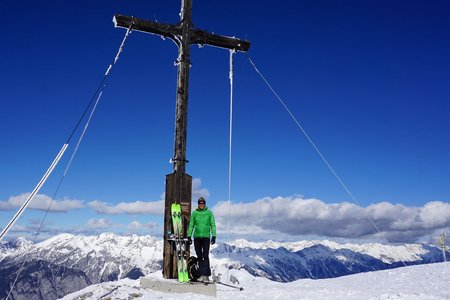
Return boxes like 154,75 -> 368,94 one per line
0,233 -> 447,299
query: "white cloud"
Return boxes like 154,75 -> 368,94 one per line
85,218 -> 117,229
89,200 -> 164,215
212,196 -> 450,243
127,220 -> 158,230
7,224 -> 29,233
160,178 -> 210,202
2,221 -> 69,241
0,193 -> 84,212
2,217 -> 160,241
89,178 -> 209,215
192,178 -> 210,200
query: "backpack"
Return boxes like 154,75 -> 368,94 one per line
187,255 -> 201,281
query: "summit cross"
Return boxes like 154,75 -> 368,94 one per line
113,0 -> 250,279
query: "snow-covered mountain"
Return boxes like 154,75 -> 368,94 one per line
227,239 -> 430,263
0,233 -> 447,300
0,233 -> 163,300
217,239 -> 446,281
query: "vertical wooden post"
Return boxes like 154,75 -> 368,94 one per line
163,0 -> 193,279
173,0 -> 192,175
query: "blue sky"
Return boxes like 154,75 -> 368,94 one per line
1,0 -> 449,243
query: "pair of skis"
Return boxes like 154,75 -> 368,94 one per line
171,203 -> 189,282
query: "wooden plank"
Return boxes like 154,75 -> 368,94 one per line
113,15 -> 180,42
190,29 -> 250,52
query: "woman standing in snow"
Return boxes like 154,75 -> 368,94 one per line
187,197 -> 216,283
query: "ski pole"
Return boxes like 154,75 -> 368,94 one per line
216,281 -> 244,291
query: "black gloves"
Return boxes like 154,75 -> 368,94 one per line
187,236 -> 215,244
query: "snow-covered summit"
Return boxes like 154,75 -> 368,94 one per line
0,236 -> 33,261
33,232 -> 162,269
2,233 -> 163,284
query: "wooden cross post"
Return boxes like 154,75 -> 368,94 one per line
113,0 -> 250,279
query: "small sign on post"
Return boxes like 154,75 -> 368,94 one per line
440,233 -> 447,262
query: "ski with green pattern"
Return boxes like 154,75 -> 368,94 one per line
171,203 -> 189,282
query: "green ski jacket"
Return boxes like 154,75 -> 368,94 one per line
187,207 -> 216,238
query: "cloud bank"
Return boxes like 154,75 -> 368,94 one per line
89,177 -> 210,215
0,193 -> 84,212
89,200 -> 164,215
212,196 -> 450,243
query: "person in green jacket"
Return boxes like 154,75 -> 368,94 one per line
187,197 -> 216,282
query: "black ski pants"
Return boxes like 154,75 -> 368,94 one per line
194,237 -> 211,276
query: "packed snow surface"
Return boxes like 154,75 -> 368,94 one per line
61,262 -> 450,300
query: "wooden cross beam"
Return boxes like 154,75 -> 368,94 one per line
114,4 -> 249,175
113,15 -> 250,53
113,0 -> 250,279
